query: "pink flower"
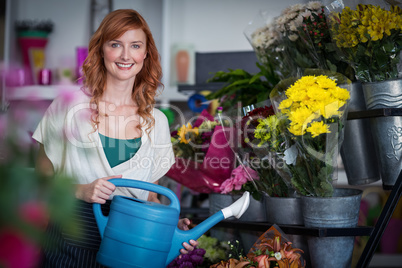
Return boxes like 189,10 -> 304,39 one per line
232,165 -> 259,182
219,165 -> 259,194
219,178 -> 234,194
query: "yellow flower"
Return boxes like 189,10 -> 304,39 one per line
278,98 -> 293,112
177,123 -> 198,144
307,121 -> 331,138
288,123 -> 304,136
329,86 -> 350,101
288,106 -> 318,127
316,75 -> 337,89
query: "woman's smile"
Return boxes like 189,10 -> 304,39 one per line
116,62 -> 134,69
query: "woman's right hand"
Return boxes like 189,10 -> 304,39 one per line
75,175 -> 121,203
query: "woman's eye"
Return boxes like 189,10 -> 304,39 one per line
132,44 -> 140,49
111,43 -> 120,48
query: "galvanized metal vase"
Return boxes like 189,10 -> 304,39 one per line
362,78 -> 402,189
264,195 -> 311,268
341,81 -> 381,185
301,188 -> 363,268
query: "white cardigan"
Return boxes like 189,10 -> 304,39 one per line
32,89 -> 175,201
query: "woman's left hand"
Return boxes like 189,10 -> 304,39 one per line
178,218 -> 199,254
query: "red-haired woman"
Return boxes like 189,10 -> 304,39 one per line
33,9 -> 197,267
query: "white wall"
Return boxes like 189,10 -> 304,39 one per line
8,0 -> 309,100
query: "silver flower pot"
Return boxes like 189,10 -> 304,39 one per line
362,78 -> 402,189
341,81 -> 381,185
302,188 -> 363,268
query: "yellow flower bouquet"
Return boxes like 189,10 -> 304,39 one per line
327,4 -> 402,82
270,70 -> 351,197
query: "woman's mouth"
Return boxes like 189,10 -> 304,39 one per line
116,63 -> 134,69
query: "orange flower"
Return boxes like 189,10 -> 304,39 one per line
210,258 -> 250,268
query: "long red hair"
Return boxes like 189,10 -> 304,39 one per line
82,9 -> 163,135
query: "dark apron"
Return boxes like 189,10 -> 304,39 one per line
40,200 -> 111,268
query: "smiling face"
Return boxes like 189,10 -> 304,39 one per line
102,29 -> 147,83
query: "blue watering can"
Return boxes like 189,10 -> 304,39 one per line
93,178 -> 250,268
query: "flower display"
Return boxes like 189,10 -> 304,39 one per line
239,105 -> 294,199
274,1 -> 324,74
216,103 -> 297,200
296,3 -> 356,81
278,75 -> 350,137
244,12 -> 289,79
167,109 -> 236,193
327,4 -> 402,82
210,225 -> 306,268
219,165 -> 259,194
270,70 -> 351,197
197,234 -> 229,265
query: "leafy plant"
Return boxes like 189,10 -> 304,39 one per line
205,61 -> 280,111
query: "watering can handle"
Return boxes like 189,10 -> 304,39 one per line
93,178 -> 181,238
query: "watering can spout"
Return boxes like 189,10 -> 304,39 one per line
166,191 -> 250,266
222,191 -> 250,219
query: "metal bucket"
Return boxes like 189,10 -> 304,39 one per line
264,196 -> 303,225
362,78 -> 402,189
265,195 -> 311,267
341,81 -> 381,185
301,188 -> 362,268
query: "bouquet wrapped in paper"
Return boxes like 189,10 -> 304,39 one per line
215,102 -> 296,201
294,1 -> 355,81
167,109 -> 236,193
244,10 -> 290,80
270,69 -> 352,197
274,2 -> 325,76
326,2 -> 402,82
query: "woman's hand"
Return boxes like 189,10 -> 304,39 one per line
75,175 -> 121,203
178,218 -> 199,254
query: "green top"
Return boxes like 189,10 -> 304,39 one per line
99,133 -> 141,168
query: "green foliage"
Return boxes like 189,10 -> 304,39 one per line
205,61 -> 280,110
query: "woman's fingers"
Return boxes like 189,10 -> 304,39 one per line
103,175 -> 121,191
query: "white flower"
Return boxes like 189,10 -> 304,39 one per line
289,21 -> 298,32
300,11 -> 313,21
275,16 -> 288,27
293,14 -> 305,27
307,1 -> 323,11
274,252 -> 282,260
288,34 -> 299,41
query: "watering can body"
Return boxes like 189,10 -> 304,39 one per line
93,178 -> 250,268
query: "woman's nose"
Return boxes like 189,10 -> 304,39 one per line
120,47 -> 129,61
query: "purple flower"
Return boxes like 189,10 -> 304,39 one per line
193,248 -> 206,256
179,261 -> 194,268
190,254 -> 204,265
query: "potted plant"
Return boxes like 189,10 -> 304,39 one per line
327,3 -> 402,189
269,69 -> 362,268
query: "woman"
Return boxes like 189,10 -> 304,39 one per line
33,9 -> 197,267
